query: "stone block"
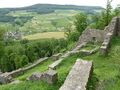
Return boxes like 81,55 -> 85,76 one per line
59,59 -> 93,90
100,46 -> 107,55
44,70 -> 58,84
79,50 -> 92,55
52,53 -> 62,61
49,58 -> 63,70
27,72 -> 44,81
0,73 -> 13,84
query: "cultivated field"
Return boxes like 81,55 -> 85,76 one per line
23,32 -> 66,40
7,10 -> 80,35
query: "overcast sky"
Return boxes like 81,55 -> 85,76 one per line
0,0 -> 119,8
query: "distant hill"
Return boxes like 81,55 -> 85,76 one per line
0,4 -> 104,15
0,4 -> 104,30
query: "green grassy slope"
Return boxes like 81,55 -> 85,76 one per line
18,10 -> 79,34
0,55 -> 78,90
0,36 -> 120,90
82,36 -> 120,90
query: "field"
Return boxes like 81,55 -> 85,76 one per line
23,32 -> 65,40
6,10 -> 80,35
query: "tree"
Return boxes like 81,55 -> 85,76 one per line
64,24 -> 79,42
114,5 -> 120,16
106,0 -> 113,25
74,13 -> 88,34
0,26 -> 5,65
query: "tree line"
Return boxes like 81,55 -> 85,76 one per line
0,31 -> 68,72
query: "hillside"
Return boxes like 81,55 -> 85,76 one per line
0,36 -> 120,90
0,4 -> 103,23
0,4 -> 103,15
0,16 -> 120,90
0,2 -> 120,90
0,4 -> 103,36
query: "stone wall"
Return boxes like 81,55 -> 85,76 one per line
0,57 -> 48,84
27,69 -> 58,84
77,29 -> 104,45
118,17 -> 120,36
76,17 -> 119,48
59,59 -> 93,90
49,43 -> 86,70
100,17 -> 119,55
104,17 -> 118,36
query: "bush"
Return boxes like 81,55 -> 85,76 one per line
67,32 -> 80,42
0,38 -> 68,72
74,13 -> 88,34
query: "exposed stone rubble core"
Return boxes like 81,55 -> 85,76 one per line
80,47 -> 99,55
100,33 -> 112,55
100,17 -> 119,55
27,70 -> 58,84
44,69 -> 58,84
27,72 -> 44,81
0,73 -> 13,84
59,59 -> 93,90
77,29 -> 104,45
52,53 -> 62,61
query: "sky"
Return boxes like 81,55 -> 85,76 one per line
0,0 -> 119,8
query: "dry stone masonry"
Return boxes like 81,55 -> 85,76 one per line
0,57 -> 48,84
0,73 -> 13,84
27,72 -> 44,81
49,43 -> 86,70
27,69 -> 58,84
52,53 -> 62,61
44,69 -> 58,84
77,29 -> 104,46
100,17 -> 120,55
80,46 -> 99,55
59,59 -> 93,90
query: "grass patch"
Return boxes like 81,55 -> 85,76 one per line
81,36 -> 120,90
80,42 -> 100,51
16,59 -> 53,81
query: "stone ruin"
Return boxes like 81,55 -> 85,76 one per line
52,53 -> 62,61
27,69 -> 58,84
0,16 -> 120,86
100,17 -> 120,55
59,59 -> 93,90
79,46 -> 99,56
77,29 -> 104,46
76,16 -> 120,55
0,57 -> 48,84
0,73 -> 13,84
